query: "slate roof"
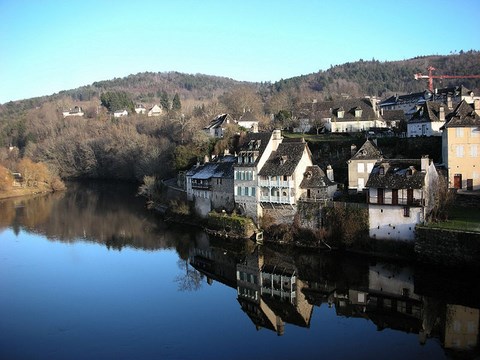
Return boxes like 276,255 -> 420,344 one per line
408,101 -> 449,124
186,156 -> 235,180
238,111 -> 258,123
300,98 -> 378,122
300,165 -> 335,189
381,110 -> 405,122
365,160 -> 425,189
258,141 -> 308,177
380,91 -> 431,107
204,114 -> 233,130
236,132 -> 272,167
350,140 -> 383,160
443,101 -> 480,128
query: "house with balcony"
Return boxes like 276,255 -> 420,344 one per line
347,139 -> 383,193
441,100 -> 480,190
407,101 -> 449,137
234,130 -> 282,222
257,139 -> 313,207
185,155 -> 236,217
366,156 -> 438,241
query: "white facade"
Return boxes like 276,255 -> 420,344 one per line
407,121 -> 444,137
113,110 -> 128,117
369,205 -> 423,241
148,104 -> 163,117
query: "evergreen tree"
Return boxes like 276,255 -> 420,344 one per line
172,93 -> 182,111
159,91 -> 170,110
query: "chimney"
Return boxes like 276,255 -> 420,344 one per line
447,95 -> 452,110
204,155 -> 209,163
439,106 -> 445,121
421,155 -> 429,172
271,129 -> 283,151
252,122 -> 258,133
350,144 -> 357,157
474,99 -> 480,116
326,165 -> 334,181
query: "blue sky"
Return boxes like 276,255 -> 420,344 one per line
1,0 -> 479,103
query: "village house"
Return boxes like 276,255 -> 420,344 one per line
407,101 -> 449,137
185,155 -> 236,217
347,139 -> 383,193
147,104 -> 163,117
366,156 -> 438,241
113,109 -> 128,118
62,106 -> 84,118
380,85 -> 477,120
441,100 -> 480,190
300,98 -> 385,133
234,131 -> 277,223
299,165 -> 337,202
204,114 -> 235,138
134,104 -> 147,114
237,111 -> 259,132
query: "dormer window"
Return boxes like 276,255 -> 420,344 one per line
337,107 -> 345,118
354,107 -> 363,118
279,155 -> 288,165
379,166 -> 385,175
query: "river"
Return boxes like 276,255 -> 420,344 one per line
0,181 -> 478,359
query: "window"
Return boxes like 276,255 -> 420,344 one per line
471,144 -> 478,157
404,206 -> 410,217
379,167 -> 385,175
357,163 -> 365,173
251,187 -> 256,197
456,128 -> 464,138
377,188 -> 384,204
456,145 -> 464,158
392,189 -> 398,205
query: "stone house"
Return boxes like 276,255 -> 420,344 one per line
366,156 -> 437,241
347,139 -> 383,193
299,165 -> 337,202
407,101 -> 449,137
441,100 -> 480,190
185,155 -> 236,217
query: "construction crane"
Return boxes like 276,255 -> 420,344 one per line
414,66 -> 480,92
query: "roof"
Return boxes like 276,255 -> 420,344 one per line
443,101 -> 480,128
258,141 -> 308,177
350,140 -> 383,160
365,159 -> 425,189
238,111 -> 258,123
408,101 -> 448,124
300,98 -> 378,122
236,132 -> 272,167
300,165 -> 335,189
186,156 -> 235,180
204,113 -> 232,130
381,110 -> 405,122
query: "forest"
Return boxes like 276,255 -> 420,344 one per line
0,51 -> 479,183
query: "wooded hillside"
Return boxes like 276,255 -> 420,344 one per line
1,51 -> 479,182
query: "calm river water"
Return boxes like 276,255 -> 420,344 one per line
1,181 -> 479,359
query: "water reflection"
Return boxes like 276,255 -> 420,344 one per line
190,238 -> 480,357
0,181 -> 193,253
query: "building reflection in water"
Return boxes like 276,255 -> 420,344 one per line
190,237 -> 479,356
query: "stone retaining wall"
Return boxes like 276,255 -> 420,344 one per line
415,226 -> 480,267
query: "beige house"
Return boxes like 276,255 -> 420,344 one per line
441,100 -> 480,190
147,104 -> 163,117
347,139 -> 383,192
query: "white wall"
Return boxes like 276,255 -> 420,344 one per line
369,205 -> 423,241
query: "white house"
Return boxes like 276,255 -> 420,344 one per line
366,156 -> 437,241
62,106 -> 84,118
113,109 -> 128,118
407,101 -> 449,137
135,104 -> 147,114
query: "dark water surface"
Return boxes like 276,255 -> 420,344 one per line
1,182 -> 478,359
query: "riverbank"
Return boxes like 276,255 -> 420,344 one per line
0,187 -> 53,200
